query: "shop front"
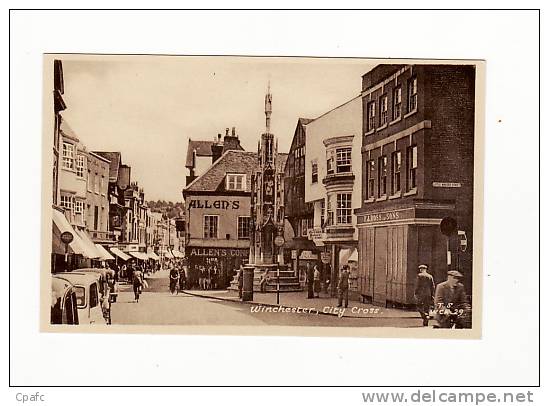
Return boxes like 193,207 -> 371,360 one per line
356,204 -> 457,307
185,246 -> 249,289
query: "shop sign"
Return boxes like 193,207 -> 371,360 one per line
320,252 -> 331,264
274,236 -> 285,247
291,250 -> 297,260
60,231 -> 73,244
358,208 -> 415,224
299,250 -> 318,260
307,228 -> 323,241
433,182 -> 462,188
188,199 -> 241,210
188,247 -> 249,258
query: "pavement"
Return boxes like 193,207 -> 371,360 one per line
182,289 -> 419,320
108,270 -> 424,327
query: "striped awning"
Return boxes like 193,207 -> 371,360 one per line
95,244 -> 115,261
129,251 -> 149,261
110,247 -> 131,261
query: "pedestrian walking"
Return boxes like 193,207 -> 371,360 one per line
306,263 -> 314,299
132,266 -> 144,303
337,265 -> 350,308
414,264 -> 436,326
433,270 -> 470,328
169,266 -> 179,295
179,266 -> 187,292
237,265 -> 244,299
313,265 -> 321,298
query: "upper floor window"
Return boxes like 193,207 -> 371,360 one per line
203,215 -> 219,239
407,76 -> 418,112
76,155 -> 85,178
393,86 -> 402,120
407,145 -> 418,190
336,147 -> 352,173
392,151 -> 402,194
62,143 -> 74,170
326,195 -> 334,226
101,176 -> 105,195
367,160 -> 375,200
238,216 -> 251,239
60,194 -> 73,211
336,193 -> 352,225
367,101 -> 376,131
326,150 -> 335,175
94,173 -> 99,194
87,169 -> 92,192
378,155 -> 388,196
74,200 -> 84,215
226,174 -> 246,191
380,95 -> 388,125
311,160 -> 318,183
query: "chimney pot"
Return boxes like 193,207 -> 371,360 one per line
231,127 -> 236,136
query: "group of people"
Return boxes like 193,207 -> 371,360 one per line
306,263 -> 351,308
196,264 -> 222,290
414,264 -> 471,328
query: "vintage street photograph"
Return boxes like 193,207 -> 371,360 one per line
43,55 -> 483,335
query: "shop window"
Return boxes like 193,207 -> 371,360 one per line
62,142 -> 74,170
367,101 -> 376,131
407,145 -> 418,190
336,193 -> 352,224
392,151 -> 402,194
378,155 -> 388,196
336,147 -> 352,173
204,215 -> 219,239
367,160 -> 375,200
407,76 -> 418,113
76,155 -> 85,178
380,94 -> 388,125
311,160 -> 318,183
226,174 -> 246,191
238,216 -> 251,239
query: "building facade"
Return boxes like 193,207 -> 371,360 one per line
183,148 -> 256,288
355,64 -> 475,306
304,96 -> 363,297
86,152 -> 111,244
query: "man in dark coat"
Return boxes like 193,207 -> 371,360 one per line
337,265 -> 350,308
306,263 -> 314,299
434,270 -> 469,328
414,264 -> 435,326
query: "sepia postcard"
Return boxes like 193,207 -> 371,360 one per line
41,54 -> 485,338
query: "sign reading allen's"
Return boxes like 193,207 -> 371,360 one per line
189,248 -> 249,258
187,199 -> 240,210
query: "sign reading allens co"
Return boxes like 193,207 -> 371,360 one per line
357,208 -> 415,225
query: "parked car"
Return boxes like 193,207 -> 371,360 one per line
53,272 -> 107,325
51,275 -> 79,325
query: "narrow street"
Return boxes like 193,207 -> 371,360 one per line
110,270 -> 421,328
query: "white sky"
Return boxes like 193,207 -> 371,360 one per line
60,56 -> 374,201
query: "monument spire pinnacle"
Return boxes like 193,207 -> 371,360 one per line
264,80 -> 272,133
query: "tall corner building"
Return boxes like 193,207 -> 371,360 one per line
355,64 -> 476,306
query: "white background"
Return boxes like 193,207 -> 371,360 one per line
5,4 -> 545,405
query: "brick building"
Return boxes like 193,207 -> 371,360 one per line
355,64 -> 475,306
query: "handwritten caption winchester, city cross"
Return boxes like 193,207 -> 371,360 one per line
250,305 -> 381,318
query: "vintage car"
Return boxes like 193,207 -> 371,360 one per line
51,275 -> 79,325
53,272 -> 107,325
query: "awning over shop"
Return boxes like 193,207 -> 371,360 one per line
110,247 -> 131,261
147,250 -> 160,261
163,251 -> 174,259
172,249 -> 185,258
129,251 -> 149,260
339,248 -> 358,265
95,244 -> 115,261
75,229 -> 102,259
348,248 -> 359,262
52,209 -> 87,255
